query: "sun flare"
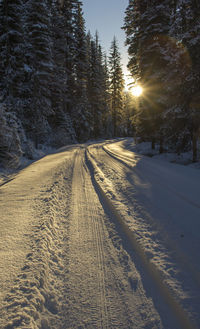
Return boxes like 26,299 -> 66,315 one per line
131,85 -> 143,97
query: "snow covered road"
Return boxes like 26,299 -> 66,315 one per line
0,139 -> 200,328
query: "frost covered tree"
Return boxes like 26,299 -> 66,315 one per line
123,0 -> 142,80
47,0 -> 77,146
109,37 -> 124,136
162,0 -> 200,159
72,0 -> 91,141
49,0 -> 90,144
87,37 -> 101,137
0,0 -> 25,108
49,0 -> 69,120
124,0 -> 200,159
64,0 -> 77,114
0,0 -> 134,168
124,0 -> 175,151
178,0 -> 200,161
95,41 -> 111,137
0,0 -> 34,162
123,92 -> 136,136
0,104 -> 23,167
23,0 -> 53,147
101,54 -> 112,137
86,32 -> 109,138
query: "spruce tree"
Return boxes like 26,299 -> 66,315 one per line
50,0 -> 68,118
102,54 -> 111,137
109,37 -> 124,136
48,0 -> 76,146
87,32 -> 108,138
0,0 -> 26,164
179,0 -> 200,161
164,0 -> 200,159
0,0 -> 25,107
64,0 -> 76,114
124,0 -> 173,151
95,42 -> 109,136
24,0 -> 53,146
72,0 -> 91,141
87,37 -> 100,137
123,0 -> 142,79
160,1 -> 191,154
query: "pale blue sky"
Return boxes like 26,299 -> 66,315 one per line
82,0 -> 130,80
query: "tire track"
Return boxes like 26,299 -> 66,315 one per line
83,159 -> 109,329
86,145 -> 199,329
66,149 -> 110,328
0,144 -> 165,329
67,148 -> 162,329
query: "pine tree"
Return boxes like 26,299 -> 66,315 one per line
86,32 -> 108,138
0,0 -> 25,107
72,0 -> 91,141
179,0 -> 200,161
0,104 -> 22,168
123,0 -> 141,79
24,0 -> 53,147
164,0 -> 200,159
124,0 -> 173,151
160,2 -> 192,154
48,0 -> 76,146
123,92 -> 135,136
87,37 -> 100,137
64,0 -> 77,115
95,41 -> 110,137
50,0 -> 68,118
109,37 -> 124,136
0,0 -> 30,163
102,54 -> 111,137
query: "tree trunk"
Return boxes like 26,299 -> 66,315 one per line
192,131 -> 198,162
151,138 -> 155,150
159,137 -> 164,154
113,111 -> 117,137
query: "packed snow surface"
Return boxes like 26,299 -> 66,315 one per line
0,138 -> 199,329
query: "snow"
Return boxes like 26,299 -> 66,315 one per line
127,139 -> 200,168
87,139 -> 200,328
0,138 -> 200,328
0,144 -> 56,186
0,148 -> 77,328
23,64 -> 32,73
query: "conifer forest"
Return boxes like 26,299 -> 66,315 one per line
1,2 -> 200,329
0,0 -> 200,168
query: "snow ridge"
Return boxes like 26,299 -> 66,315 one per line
0,164 -> 73,329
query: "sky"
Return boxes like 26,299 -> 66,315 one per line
82,0 -> 130,82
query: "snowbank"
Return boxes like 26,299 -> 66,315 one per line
120,138 -> 200,169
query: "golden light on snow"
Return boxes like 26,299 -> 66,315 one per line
131,85 -> 143,97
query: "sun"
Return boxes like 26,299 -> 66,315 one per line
131,85 -> 143,97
